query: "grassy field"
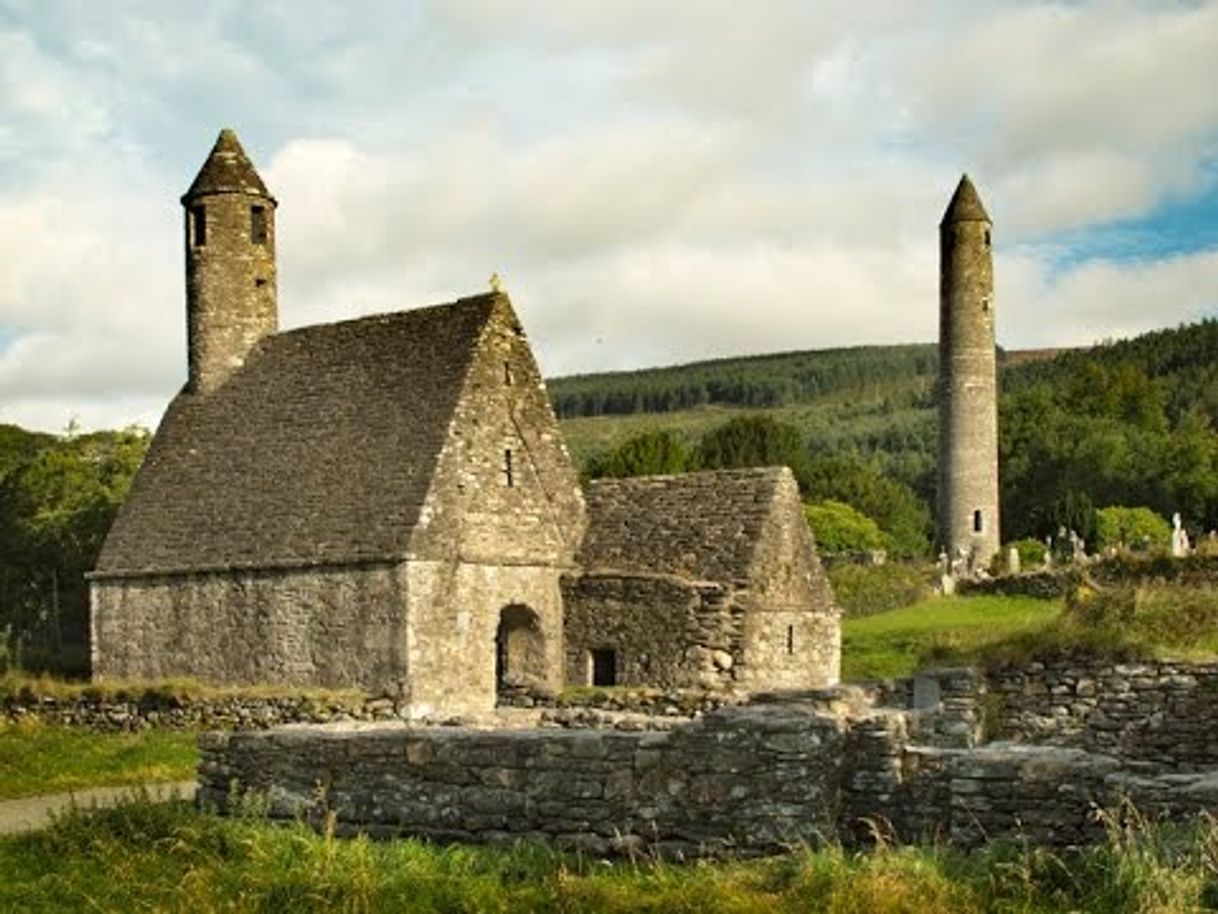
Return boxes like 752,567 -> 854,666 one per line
0,721 -> 196,800
1,799 -> 1214,913
840,595 -> 1061,681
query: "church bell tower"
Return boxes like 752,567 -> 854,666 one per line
181,128 -> 278,394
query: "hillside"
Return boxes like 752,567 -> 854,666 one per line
551,343 -> 1061,488
552,319 -> 1218,546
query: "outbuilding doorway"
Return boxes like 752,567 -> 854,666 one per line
495,604 -> 547,696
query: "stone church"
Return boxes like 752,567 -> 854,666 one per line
90,130 -> 840,715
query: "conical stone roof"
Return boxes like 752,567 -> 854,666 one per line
940,174 -> 990,225
182,128 -> 273,202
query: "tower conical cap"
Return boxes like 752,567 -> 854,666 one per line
940,174 -> 990,226
182,128 -> 274,202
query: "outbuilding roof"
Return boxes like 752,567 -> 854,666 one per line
577,467 -> 794,583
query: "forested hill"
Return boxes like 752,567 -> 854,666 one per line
548,343 -> 1062,419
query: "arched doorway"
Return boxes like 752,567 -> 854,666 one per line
495,604 -> 547,697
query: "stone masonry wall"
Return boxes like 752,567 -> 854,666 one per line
561,574 -> 740,690
986,659 -> 1218,769
197,660 -> 1218,854
199,701 -> 846,858
91,562 -> 408,694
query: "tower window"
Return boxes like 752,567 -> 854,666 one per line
974,509 -> 984,533
250,205 -> 267,245
191,205 -> 206,247
984,228 -> 991,247
504,361 -> 513,385
786,625 -> 794,655
503,448 -> 514,487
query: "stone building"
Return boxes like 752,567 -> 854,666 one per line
90,131 -> 586,716
937,174 -> 1000,569
90,129 -> 841,713
562,467 -> 840,691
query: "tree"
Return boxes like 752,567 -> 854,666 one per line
694,415 -> 811,488
1094,505 -> 1171,553
803,500 -> 887,553
585,429 -> 693,479
0,427 -> 149,673
803,455 -> 932,558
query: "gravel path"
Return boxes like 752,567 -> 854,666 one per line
0,781 -> 197,835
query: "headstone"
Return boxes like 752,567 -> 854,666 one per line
1172,512 -> 1191,558
1007,546 -> 1021,575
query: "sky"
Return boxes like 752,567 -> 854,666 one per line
1,1 -> 1216,433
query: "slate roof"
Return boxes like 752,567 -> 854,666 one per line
940,173 -> 990,225
95,293 -> 501,575
577,467 -> 790,583
182,128 -> 273,201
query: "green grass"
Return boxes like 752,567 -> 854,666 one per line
0,721 -> 197,799
841,595 -> 1061,681
2,799 -> 1216,913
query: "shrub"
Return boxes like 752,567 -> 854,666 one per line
805,500 -> 887,553
1007,537 -> 1048,569
828,563 -> 932,617
1095,506 -> 1171,553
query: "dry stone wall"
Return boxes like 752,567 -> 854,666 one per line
986,659 -> 1218,769
200,702 -> 846,858
197,659 -> 1218,854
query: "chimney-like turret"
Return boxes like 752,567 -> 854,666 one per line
938,174 -> 1000,570
181,128 -> 278,394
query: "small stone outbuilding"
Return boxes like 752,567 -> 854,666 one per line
562,467 -> 840,691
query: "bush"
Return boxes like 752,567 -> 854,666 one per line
805,500 -> 887,553
828,563 -> 933,617
1095,506 -> 1171,553
1007,537 -> 1048,569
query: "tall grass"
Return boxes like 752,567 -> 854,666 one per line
3,799 -> 1218,912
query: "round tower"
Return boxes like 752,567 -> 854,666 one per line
938,174 -> 1000,570
181,128 -> 278,394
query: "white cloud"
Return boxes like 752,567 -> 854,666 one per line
1,1 -> 1217,432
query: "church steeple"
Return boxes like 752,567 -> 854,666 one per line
181,128 -> 278,394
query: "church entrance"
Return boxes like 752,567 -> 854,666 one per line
495,604 -> 546,698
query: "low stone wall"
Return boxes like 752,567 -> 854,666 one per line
194,660 -> 1218,855
1,687 -> 735,732
987,659 -> 1218,769
199,701 -> 846,858
2,693 -> 398,731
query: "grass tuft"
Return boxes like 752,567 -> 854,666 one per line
5,798 -> 1218,912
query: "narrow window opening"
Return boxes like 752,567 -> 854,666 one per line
973,509 -> 984,533
503,448 -> 514,487
191,205 -> 207,247
503,361 -> 513,385
254,278 -> 267,288
984,228 -> 991,247
250,205 -> 267,245
590,648 -> 617,687
786,625 -> 794,655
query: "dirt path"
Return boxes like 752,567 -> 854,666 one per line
0,780 -> 197,835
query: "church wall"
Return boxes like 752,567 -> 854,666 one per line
90,562 -> 408,692
561,574 -> 740,690
399,296 -> 585,713
403,560 -> 566,717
